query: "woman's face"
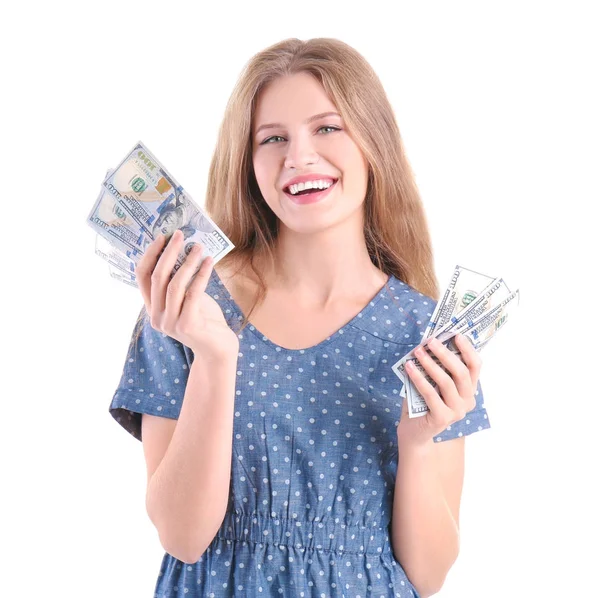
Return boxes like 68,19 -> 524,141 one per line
251,72 -> 369,236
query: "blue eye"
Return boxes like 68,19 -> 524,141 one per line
260,126 -> 340,145
262,135 -> 285,144
318,126 -> 339,134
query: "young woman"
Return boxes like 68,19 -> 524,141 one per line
109,37 -> 489,598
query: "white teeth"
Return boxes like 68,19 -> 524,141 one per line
288,179 -> 334,195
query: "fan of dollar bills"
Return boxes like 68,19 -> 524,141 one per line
86,141 -> 235,288
392,266 -> 520,418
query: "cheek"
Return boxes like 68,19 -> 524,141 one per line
343,155 -> 369,194
252,156 -> 276,192
333,141 -> 368,184
252,158 -> 281,213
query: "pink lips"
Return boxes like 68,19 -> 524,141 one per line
284,180 -> 338,205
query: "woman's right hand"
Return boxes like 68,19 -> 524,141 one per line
134,229 -> 239,359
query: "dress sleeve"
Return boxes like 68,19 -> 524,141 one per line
432,379 -> 491,442
108,306 -> 193,442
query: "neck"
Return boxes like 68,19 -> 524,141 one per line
261,215 -> 388,309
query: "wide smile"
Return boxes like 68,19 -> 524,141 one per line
283,179 -> 338,205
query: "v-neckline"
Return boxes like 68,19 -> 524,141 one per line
210,267 -> 394,355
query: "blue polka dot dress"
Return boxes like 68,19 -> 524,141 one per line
109,269 -> 490,597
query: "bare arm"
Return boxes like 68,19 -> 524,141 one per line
391,436 -> 465,597
146,352 -> 238,564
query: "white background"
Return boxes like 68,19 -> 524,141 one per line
2,1 -> 598,596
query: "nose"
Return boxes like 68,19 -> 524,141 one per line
284,133 -> 319,169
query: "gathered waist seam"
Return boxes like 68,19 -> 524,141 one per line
215,511 -> 393,557
213,531 -> 392,557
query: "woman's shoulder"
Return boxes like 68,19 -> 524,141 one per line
353,273 -> 437,346
211,259 -> 259,305
212,258 -> 258,289
208,258 -> 268,333
385,274 -> 436,307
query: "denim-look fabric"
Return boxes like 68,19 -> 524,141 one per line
110,268 -> 490,597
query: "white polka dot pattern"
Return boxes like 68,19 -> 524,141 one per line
109,269 -> 490,597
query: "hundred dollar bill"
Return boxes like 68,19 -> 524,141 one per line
109,264 -> 138,288
435,277 -> 512,338
437,289 -> 520,350
394,268 -> 498,402
423,265 -> 496,341
95,234 -> 137,278
396,287 -> 520,417
395,276 -> 511,380
403,351 -> 446,417
397,264 -> 496,408
102,141 -> 234,270
87,169 -> 151,263
392,270 -> 516,416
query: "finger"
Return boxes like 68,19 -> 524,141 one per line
413,345 -> 463,413
424,337 -> 474,405
179,254 -> 214,323
452,333 -> 482,389
405,359 -> 451,422
164,243 -> 205,327
150,229 -> 184,321
134,234 -> 167,312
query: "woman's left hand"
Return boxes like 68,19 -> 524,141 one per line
396,333 -> 482,449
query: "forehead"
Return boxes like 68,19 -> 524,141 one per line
253,72 -> 338,127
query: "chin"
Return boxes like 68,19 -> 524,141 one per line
282,211 -> 360,236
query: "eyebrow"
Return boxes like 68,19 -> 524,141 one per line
255,111 -> 341,136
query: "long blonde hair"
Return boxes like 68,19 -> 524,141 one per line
134,37 -> 439,339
